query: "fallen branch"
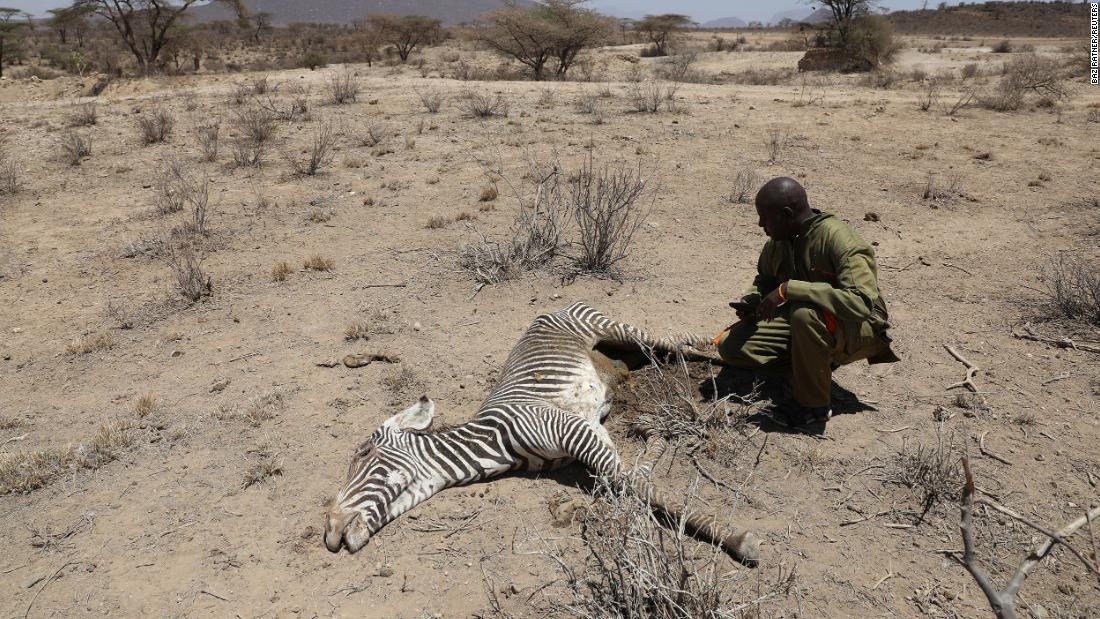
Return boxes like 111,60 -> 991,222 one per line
1013,324 -> 1100,355
951,457 -> 1100,619
24,561 -> 86,619
977,431 -> 1013,466
944,345 -> 979,392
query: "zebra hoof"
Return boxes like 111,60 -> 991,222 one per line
728,531 -> 761,567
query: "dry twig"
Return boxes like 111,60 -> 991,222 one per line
944,344 -> 979,392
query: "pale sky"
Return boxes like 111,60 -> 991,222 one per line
1,0 -> 1056,24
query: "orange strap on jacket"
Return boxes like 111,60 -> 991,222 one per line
822,309 -> 838,335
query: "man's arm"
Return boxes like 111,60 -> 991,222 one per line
784,243 -> 880,322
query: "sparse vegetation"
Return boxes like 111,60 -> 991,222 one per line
137,107 -> 174,144
231,105 -> 277,167
272,260 -> 292,282
165,243 -> 211,302
195,119 -> 221,162
65,332 -> 114,355
1039,253 -> 1100,325
326,66 -> 360,104
728,167 -> 757,204
425,215 -> 448,229
0,149 -> 20,195
303,255 -> 335,272
571,156 -> 651,274
888,436 -> 961,521
764,127 -> 787,164
0,417 -> 134,495
60,131 -> 92,166
417,89 -> 444,113
460,90 -> 509,119
68,102 -> 97,127
286,121 -> 338,176
344,321 -> 370,341
243,446 -> 283,487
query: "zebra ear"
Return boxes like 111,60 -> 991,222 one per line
384,395 -> 434,431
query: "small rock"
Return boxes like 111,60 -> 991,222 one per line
412,322 -> 422,331
170,350 -> 183,358
863,212 -> 880,222
1035,454 -> 1045,461
377,566 -> 394,578
22,574 -> 45,589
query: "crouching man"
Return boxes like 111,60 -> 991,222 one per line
716,177 -> 899,426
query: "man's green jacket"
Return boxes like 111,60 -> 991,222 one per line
740,211 -> 892,339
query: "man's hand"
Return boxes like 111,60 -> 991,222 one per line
755,282 -> 788,322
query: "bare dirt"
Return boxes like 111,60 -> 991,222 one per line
1,34 -> 1098,618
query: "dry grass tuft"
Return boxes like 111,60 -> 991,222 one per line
134,394 -> 156,418
241,392 -> 284,427
165,243 -> 212,302
196,119 -> 221,162
0,149 -> 21,195
344,321 -> 371,341
460,89 -> 509,118
231,105 -> 277,168
0,418 -> 135,495
326,66 -> 360,104
425,215 -> 449,229
65,332 -> 114,355
478,184 -> 498,202
272,260 -> 293,282
243,446 -> 283,488
286,121 -> 338,176
382,365 -> 425,403
303,255 -> 335,272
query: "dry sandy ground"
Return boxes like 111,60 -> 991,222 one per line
1,36 -> 1098,618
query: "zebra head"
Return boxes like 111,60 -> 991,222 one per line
324,395 -> 435,553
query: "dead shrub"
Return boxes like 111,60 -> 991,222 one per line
326,66 -> 360,104
460,90 -> 509,118
922,170 -> 961,203
425,215 -> 449,229
1039,253 -> 1100,325
231,105 -> 277,168
303,255 -> 335,272
60,131 -> 92,166
961,62 -> 980,79
196,119 -> 221,162
982,54 -> 1067,112
887,435 -> 962,522
243,446 -> 283,487
627,81 -> 677,113
272,260 -> 292,282
538,474 -> 793,619
381,365 -> 424,402
571,155 -> 651,274
137,107 -> 174,144
154,160 -> 188,215
0,150 -> 20,195
763,127 -> 787,164
728,167 -> 757,204
68,102 -> 97,127
165,243 -> 212,302
918,79 -> 941,111
359,121 -> 387,147
286,121 -> 338,176
991,39 -> 1013,53
418,89 -> 445,113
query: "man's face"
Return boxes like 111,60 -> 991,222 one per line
755,202 -> 792,240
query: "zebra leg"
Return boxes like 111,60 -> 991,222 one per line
557,414 -> 761,566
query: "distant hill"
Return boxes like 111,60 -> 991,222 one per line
886,1 -> 1086,37
699,17 -> 747,29
190,0 -> 529,26
768,7 -> 830,26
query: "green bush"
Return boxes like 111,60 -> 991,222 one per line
302,51 -> 328,71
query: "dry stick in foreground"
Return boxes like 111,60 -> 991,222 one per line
944,344 -> 979,392
1013,323 -> 1100,355
952,457 -> 1100,619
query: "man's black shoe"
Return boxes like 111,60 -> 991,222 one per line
777,403 -> 832,427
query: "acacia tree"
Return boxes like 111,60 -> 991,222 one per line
367,14 -> 441,62
804,0 -> 880,47
48,5 -> 93,45
635,14 -> 691,56
474,0 -> 610,81
0,8 -> 28,79
72,0 -> 247,73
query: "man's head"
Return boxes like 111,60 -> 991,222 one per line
754,177 -> 812,240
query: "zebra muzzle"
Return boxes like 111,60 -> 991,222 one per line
324,509 -> 363,553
